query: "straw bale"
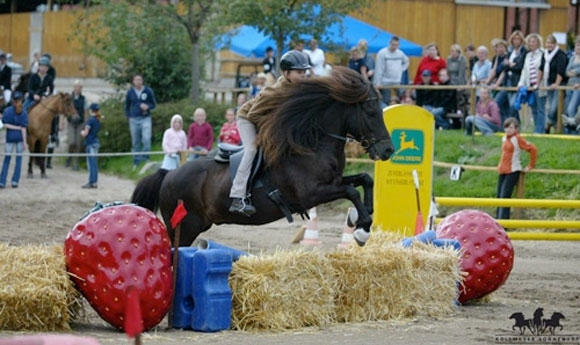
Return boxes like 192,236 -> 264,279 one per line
328,231 -> 462,323
0,244 -> 81,331
229,249 -> 336,332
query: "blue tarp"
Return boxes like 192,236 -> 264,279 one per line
219,16 -> 423,58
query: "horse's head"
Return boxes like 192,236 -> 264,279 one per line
551,312 -> 565,320
58,92 -> 78,119
339,72 -> 394,161
510,312 -> 524,320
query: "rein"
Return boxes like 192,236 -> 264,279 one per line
39,95 -> 62,116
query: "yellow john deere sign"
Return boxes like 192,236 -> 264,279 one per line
374,105 -> 434,237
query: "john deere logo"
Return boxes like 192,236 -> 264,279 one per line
391,129 -> 423,164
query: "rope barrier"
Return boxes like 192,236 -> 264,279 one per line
0,149 -> 206,158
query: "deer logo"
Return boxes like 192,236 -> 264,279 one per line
395,131 -> 420,155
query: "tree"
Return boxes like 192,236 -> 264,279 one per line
224,0 -> 382,74
74,0 -> 229,102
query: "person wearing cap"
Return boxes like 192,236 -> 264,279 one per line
0,53 -> 12,105
23,56 -> 54,112
124,73 -> 157,169
0,91 -> 28,189
414,42 -> 446,85
42,53 -> 56,80
228,50 -> 311,215
416,69 -> 451,130
80,103 -> 101,189
66,80 -> 87,171
262,47 -> 276,78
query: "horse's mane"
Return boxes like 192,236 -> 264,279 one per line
257,66 -> 372,166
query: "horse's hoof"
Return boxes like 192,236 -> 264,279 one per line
353,229 -> 370,247
346,208 -> 359,228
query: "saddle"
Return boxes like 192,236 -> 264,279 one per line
214,143 -> 301,222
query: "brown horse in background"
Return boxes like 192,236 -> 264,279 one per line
27,92 -> 78,178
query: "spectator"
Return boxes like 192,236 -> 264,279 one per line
219,108 -> 241,145
465,86 -> 502,136
80,103 -> 101,189
446,44 -> 467,86
65,80 -> 86,171
486,39 -> 509,87
250,72 -> 267,98
415,70 -> 448,129
401,89 -> 416,104
543,34 -> 568,133
262,46 -> 276,78
472,46 -> 492,89
414,42 -> 446,84
434,68 -> 458,129
0,91 -> 27,188
235,92 -> 247,113
389,95 -> 401,105
187,107 -> 214,160
517,33 -> 546,134
374,36 -> 410,101
357,39 -> 375,82
161,114 -> 187,170
29,51 -> 40,74
304,39 -> 326,76
124,73 -> 157,169
563,36 -> 580,124
465,44 -> 477,73
0,53 -> 12,105
496,118 -> 537,220
347,46 -> 368,81
495,31 -> 527,124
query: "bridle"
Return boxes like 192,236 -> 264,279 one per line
320,95 -> 388,150
39,94 -> 68,117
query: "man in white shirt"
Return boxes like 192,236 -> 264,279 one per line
374,36 -> 410,101
304,39 -> 326,76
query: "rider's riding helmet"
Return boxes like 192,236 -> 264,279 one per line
279,50 -> 311,71
12,91 -> 23,100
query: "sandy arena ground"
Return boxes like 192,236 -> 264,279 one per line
0,159 -> 579,345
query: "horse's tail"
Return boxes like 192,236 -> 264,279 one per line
130,169 -> 169,213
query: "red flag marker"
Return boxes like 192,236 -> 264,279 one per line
170,200 -> 187,228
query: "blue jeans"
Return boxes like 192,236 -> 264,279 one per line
0,142 -> 24,186
86,143 -> 99,185
424,105 -> 450,129
496,171 -> 520,220
532,93 -> 546,134
465,115 -> 501,135
565,89 -> 580,117
129,116 -> 152,166
494,90 -> 519,125
546,90 -> 559,126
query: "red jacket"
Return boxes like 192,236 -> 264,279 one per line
414,56 -> 447,84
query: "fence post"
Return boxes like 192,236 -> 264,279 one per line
179,151 -> 188,166
557,88 -> 565,134
513,172 -> 526,219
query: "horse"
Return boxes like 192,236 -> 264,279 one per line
509,312 -> 533,335
531,307 -> 544,334
14,72 -> 30,95
131,66 -> 394,247
542,312 -> 565,335
27,92 -> 78,178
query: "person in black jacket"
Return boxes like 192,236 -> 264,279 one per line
0,53 -> 12,107
433,68 -> 458,128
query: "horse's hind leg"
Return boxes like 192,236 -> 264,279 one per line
163,211 -> 209,247
27,157 -> 33,178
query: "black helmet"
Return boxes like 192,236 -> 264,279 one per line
280,50 -> 311,71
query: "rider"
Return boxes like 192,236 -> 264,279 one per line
23,56 -> 54,112
229,50 -> 311,215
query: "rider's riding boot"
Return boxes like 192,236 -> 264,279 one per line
229,198 -> 256,215
46,147 -> 54,169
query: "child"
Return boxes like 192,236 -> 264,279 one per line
218,108 -> 241,145
80,103 -> 101,189
187,107 -> 214,160
496,118 -> 537,220
0,91 -> 28,188
229,50 -> 311,215
161,114 -> 187,170
250,73 -> 267,98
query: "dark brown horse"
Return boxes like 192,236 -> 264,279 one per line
27,92 -> 78,178
131,66 -> 394,247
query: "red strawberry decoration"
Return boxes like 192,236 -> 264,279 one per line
65,204 -> 173,331
436,209 -> 514,304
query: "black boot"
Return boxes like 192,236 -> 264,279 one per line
47,147 -> 54,169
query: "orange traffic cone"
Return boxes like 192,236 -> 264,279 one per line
337,207 -> 357,250
300,207 -> 321,246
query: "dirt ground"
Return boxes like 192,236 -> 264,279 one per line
0,157 -> 579,345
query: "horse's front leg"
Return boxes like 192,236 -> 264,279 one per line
341,173 -> 374,215
342,185 -> 375,247
27,156 -> 33,178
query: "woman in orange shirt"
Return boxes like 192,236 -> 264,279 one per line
496,118 -> 537,220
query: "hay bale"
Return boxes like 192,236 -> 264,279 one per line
0,244 -> 81,331
229,231 -> 461,331
329,231 -> 462,323
229,249 -> 336,331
